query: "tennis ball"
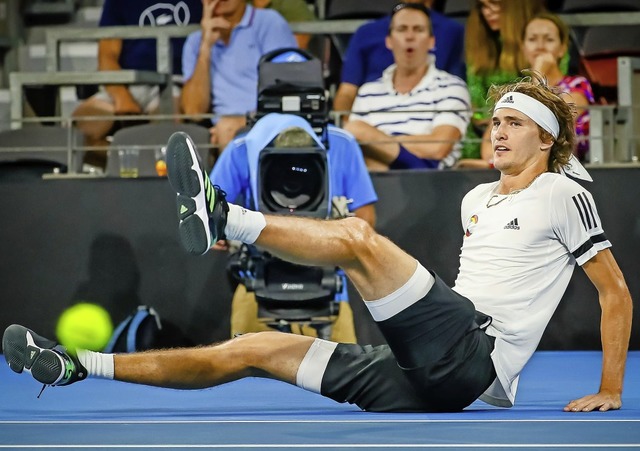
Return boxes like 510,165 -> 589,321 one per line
56,303 -> 114,352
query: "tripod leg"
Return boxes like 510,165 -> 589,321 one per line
313,323 -> 332,340
270,320 -> 293,334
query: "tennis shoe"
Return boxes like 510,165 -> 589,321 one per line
2,324 -> 87,386
166,131 -> 229,255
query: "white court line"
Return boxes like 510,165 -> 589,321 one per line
1,445 -> 640,449
1,419 -> 639,424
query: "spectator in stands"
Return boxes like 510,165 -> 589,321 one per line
343,3 -> 470,171
181,0 -> 296,152
72,0 -> 203,169
210,113 -> 377,342
251,0 -> 316,49
457,12 -> 594,169
332,0 -> 465,123
521,13 -> 594,161
463,0 -> 545,159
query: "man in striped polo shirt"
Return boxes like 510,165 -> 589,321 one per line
343,3 -> 471,170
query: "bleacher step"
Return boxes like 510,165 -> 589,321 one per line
20,42 -> 98,72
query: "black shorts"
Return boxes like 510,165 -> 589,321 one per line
320,273 -> 496,412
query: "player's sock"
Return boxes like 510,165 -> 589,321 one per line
76,349 -> 115,379
225,204 -> 266,244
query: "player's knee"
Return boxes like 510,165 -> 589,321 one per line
340,216 -> 376,255
229,332 -> 275,369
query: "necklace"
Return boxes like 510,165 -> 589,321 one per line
485,173 -> 544,208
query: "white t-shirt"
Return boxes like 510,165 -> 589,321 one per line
453,172 -> 611,407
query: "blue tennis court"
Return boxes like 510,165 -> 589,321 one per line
1,351 -> 639,449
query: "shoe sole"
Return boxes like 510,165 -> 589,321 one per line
3,324 -> 65,385
166,132 -> 212,255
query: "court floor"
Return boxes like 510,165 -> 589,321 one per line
1,351 -> 639,449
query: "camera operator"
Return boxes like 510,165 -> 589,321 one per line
210,113 -> 377,342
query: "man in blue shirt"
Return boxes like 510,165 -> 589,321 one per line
333,0 -> 465,122
211,113 -> 377,342
181,0 -> 297,151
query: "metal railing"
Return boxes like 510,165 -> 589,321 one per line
3,99 -> 638,180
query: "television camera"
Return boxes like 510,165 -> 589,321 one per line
228,48 -> 344,339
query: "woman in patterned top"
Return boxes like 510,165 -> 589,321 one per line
521,12 -> 595,161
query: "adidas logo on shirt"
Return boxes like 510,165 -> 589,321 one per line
504,218 -> 520,230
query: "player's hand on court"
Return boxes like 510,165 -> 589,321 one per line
564,390 -> 622,412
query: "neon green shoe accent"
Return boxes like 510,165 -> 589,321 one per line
61,358 -> 76,385
180,204 -> 188,214
205,176 -> 215,212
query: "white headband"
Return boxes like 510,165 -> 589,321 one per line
494,91 -> 592,182
495,92 -> 560,139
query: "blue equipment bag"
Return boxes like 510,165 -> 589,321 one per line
104,305 -> 162,353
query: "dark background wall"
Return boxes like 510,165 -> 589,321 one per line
0,168 -> 638,349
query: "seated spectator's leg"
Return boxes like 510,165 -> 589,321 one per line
343,120 -> 400,171
296,302 -> 357,343
72,95 -> 117,168
144,84 -> 183,124
214,116 -> 247,151
364,157 -> 391,172
328,302 -> 357,343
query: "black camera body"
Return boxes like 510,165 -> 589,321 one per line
256,48 -> 328,138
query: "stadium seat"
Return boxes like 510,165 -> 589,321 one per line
23,0 -> 76,26
322,0 -> 398,20
561,0 -> 640,13
321,0 -> 397,90
0,125 -> 84,175
442,0 -> 471,21
573,25 -> 640,102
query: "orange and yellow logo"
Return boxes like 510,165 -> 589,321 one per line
465,215 -> 479,237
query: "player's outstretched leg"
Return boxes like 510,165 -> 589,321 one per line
4,324 -> 316,393
166,131 -> 229,255
2,324 -> 87,386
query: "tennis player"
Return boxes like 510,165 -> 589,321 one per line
4,72 -> 632,413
